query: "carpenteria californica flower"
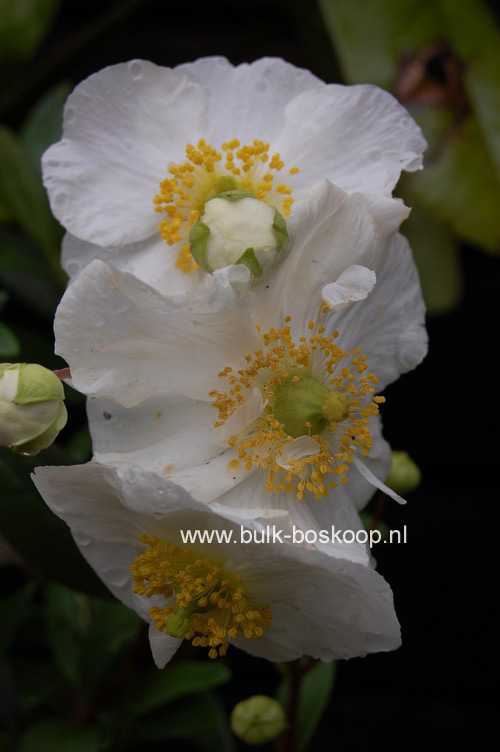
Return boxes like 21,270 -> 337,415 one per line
53,180 -> 427,530
43,57 -> 426,295
32,462 -> 401,665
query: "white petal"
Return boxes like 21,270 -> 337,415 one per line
275,84 -> 426,196
321,264 -> 376,312
352,455 -> 406,505
231,544 -> 401,661
33,463 -> 400,663
148,624 -> 181,669
276,435 -> 320,469
214,387 -> 266,447
176,57 -> 322,144
88,394 -> 256,506
42,61 -> 208,246
330,232 -> 428,389
62,233 -> 203,297
253,180 -> 409,333
55,260 -> 259,406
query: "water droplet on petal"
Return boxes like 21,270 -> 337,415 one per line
128,60 -> 144,80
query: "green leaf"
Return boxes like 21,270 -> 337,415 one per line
401,200 -> 463,314
22,82 -> 71,172
410,116 -> 500,253
0,583 -> 35,659
0,321 -> 20,357
79,599 -> 140,696
137,692 -> 228,741
318,0 -> 439,88
277,661 -> 336,752
19,719 -> 102,752
0,450 -> 108,597
45,584 -> 87,687
436,0 -> 500,177
133,660 -> 232,716
0,0 -> 60,63
0,231 -> 61,315
0,127 -> 63,277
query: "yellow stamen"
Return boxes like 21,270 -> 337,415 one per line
130,536 -> 271,658
153,138 -> 298,273
211,317 -> 382,500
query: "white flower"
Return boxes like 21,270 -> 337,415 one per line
53,181 -> 427,529
42,57 -> 426,295
32,462 -> 401,666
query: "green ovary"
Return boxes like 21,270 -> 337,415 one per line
273,375 -> 349,438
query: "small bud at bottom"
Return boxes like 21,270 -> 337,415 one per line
231,695 -> 286,745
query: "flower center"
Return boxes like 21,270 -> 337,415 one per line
130,535 -> 271,659
153,139 -> 298,273
210,318 -> 384,500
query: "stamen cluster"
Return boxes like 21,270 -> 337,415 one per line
153,139 -> 297,273
210,319 -> 384,500
130,535 -> 272,659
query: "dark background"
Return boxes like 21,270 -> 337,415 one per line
1,1 -> 498,750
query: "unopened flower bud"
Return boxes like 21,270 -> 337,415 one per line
0,363 -> 67,455
230,695 -> 286,745
385,450 -> 421,494
189,193 -> 288,277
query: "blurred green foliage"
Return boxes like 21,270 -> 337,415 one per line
319,0 -> 500,313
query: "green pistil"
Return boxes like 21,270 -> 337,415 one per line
273,375 -> 349,438
274,376 -> 329,438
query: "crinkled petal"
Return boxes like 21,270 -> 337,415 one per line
329,232 -> 428,389
253,180 -> 409,333
275,83 -> 426,196
321,264 -> 376,312
62,233 -> 203,297
277,436 -> 320,469
55,260 -> 259,406
42,61 -> 207,246
176,57 -> 322,144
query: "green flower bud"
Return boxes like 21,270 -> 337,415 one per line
189,194 -> 288,277
230,695 -> 286,745
385,450 -> 421,494
0,363 -> 67,456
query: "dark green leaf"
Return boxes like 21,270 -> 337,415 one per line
44,584 -> 86,686
0,232 -> 61,315
79,599 -> 140,696
0,321 -> 20,357
318,0 -> 439,88
437,0 -> 500,176
0,0 -> 60,63
22,82 -> 71,172
137,692 -> 227,741
0,450 -> 108,596
402,200 -> 463,314
0,583 -> 35,659
133,659 -> 232,716
277,661 -> 336,752
19,719 -> 102,752
410,117 -> 500,253
0,127 -> 63,277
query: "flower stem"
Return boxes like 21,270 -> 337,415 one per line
278,657 -> 317,752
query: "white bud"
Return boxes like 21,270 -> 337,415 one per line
0,363 -> 67,455
190,193 -> 288,277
